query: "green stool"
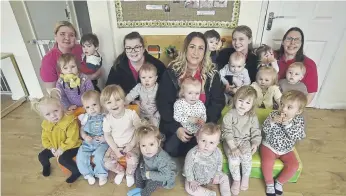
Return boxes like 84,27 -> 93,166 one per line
218,106 -> 303,183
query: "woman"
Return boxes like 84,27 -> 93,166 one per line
105,32 -> 166,94
157,32 -> 225,157
216,25 -> 258,83
40,21 -> 101,90
277,27 -> 318,105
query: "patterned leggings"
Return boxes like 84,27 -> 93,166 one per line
228,152 -> 252,181
103,147 -> 139,176
184,173 -> 231,196
135,167 -> 163,196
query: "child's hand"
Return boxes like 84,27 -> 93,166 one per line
68,105 -> 77,112
85,135 -> 93,143
189,181 -> 200,192
196,118 -> 205,126
55,148 -> 63,157
188,117 -> 198,124
95,135 -> 105,143
114,149 -> 124,158
50,148 -> 56,156
281,115 -> 291,126
123,144 -> 134,154
271,113 -> 282,124
231,148 -> 241,157
251,144 -> 258,155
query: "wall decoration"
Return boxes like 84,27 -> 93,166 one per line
114,0 -> 240,28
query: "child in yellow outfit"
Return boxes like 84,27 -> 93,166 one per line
32,89 -> 82,183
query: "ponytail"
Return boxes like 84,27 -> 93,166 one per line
31,88 -> 62,116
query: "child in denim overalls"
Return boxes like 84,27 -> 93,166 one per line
76,90 -> 109,186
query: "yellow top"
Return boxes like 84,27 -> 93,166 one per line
41,114 -> 82,151
251,82 -> 282,109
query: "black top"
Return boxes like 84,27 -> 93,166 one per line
215,47 -> 259,83
105,51 -> 166,94
156,68 -> 225,135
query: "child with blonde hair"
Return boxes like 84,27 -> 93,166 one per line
127,124 -> 177,196
251,66 -> 282,109
261,90 -> 307,196
222,85 -> 262,195
56,53 -> 94,112
76,90 -> 109,186
184,123 -> 231,196
32,89 -> 82,183
173,77 -> 206,136
125,63 -> 160,127
255,44 -> 279,73
101,85 -> 141,187
220,51 -> 251,94
279,62 -> 308,95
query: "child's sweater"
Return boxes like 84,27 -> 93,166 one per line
279,79 -> 308,95
184,146 -> 223,185
251,82 -> 282,109
41,114 -> 82,151
140,148 -> 177,189
220,65 -> 251,87
81,53 -> 102,74
262,111 -> 306,155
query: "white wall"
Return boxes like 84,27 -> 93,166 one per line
87,0 -> 263,82
1,1 -> 43,99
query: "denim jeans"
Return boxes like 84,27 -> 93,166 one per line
76,140 -> 109,178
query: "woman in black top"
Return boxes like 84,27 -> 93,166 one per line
106,32 -> 166,94
156,32 -> 225,157
216,25 -> 258,83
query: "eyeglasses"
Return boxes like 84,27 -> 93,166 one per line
285,37 -> 301,43
125,45 -> 143,53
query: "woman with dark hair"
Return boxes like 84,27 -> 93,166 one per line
106,32 -> 166,94
156,32 -> 225,157
277,27 -> 318,104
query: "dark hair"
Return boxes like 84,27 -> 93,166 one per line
183,32 -> 208,56
254,44 -> 272,57
204,29 -> 220,40
278,27 -> 305,62
232,25 -> 253,50
113,31 -> 145,69
80,33 -> 99,47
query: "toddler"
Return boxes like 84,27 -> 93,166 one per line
80,33 -> 102,91
255,44 -> 279,73
279,62 -> 308,95
222,85 -> 262,195
220,51 -> 251,94
125,63 -> 160,127
32,89 -> 82,183
173,77 -> 206,136
251,66 -> 282,109
128,125 -> 177,196
56,53 -> 94,112
184,123 -> 231,196
101,84 -> 141,187
204,29 -> 221,63
261,90 -> 307,196
76,90 -> 109,186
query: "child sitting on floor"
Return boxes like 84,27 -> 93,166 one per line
261,90 -> 307,196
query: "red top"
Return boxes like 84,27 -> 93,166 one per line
128,60 -> 139,82
40,44 -> 85,82
278,55 -> 318,93
193,69 -> 206,103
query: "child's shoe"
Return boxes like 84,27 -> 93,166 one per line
114,173 -> 125,185
85,175 -> 96,185
126,175 -> 135,187
99,176 -> 107,186
275,180 -> 283,195
42,165 -> 51,177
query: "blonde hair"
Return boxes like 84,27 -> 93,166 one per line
229,51 -> 246,65
256,66 -> 278,85
178,77 -> 202,98
31,88 -> 62,116
136,124 -> 162,144
54,21 -> 77,37
81,90 -> 100,105
232,85 -> 257,116
169,32 -> 217,92
288,62 -> 306,76
281,90 -> 307,112
57,53 -> 80,71
139,62 -> 157,76
198,123 -> 221,136
100,85 -> 125,106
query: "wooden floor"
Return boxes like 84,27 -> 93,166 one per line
1,102 -> 346,196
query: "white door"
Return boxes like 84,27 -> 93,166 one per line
260,1 -> 346,108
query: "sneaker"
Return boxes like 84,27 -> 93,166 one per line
99,176 -> 108,186
126,175 -> 135,187
85,175 -> 96,185
114,173 -> 125,185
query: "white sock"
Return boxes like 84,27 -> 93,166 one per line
85,175 -> 96,185
275,180 -> 283,192
99,176 -> 108,186
114,173 -> 125,185
126,175 -> 135,187
266,184 -> 275,194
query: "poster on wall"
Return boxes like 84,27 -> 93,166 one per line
184,0 -> 199,8
214,0 -> 227,7
200,0 -> 214,8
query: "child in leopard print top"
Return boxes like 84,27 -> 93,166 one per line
261,90 -> 307,196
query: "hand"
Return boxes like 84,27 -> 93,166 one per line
231,148 -> 241,157
123,143 -> 134,154
271,113 -> 282,124
251,144 -> 258,155
68,105 -> 77,112
281,116 -> 291,126
189,181 -> 200,192
145,171 -> 150,179
85,135 -> 93,142
50,148 -> 56,156
114,149 -> 124,158
196,118 -> 205,126
231,87 -> 238,94
177,127 -> 192,143
95,135 -> 106,143
188,117 -> 198,124
55,148 -> 63,157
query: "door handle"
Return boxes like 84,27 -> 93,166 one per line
266,12 -> 284,30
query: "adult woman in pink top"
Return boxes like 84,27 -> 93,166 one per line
276,27 -> 318,105
40,21 -> 101,90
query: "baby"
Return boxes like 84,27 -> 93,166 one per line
255,44 -> 279,73
279,62 -> 308,95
